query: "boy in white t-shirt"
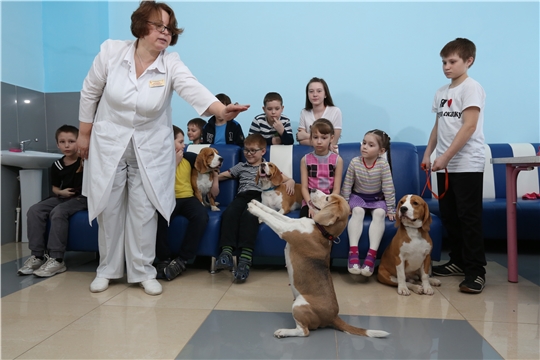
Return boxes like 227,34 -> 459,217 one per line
421,38 -> 487,294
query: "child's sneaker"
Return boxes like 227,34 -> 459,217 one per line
432,261 -> 464,277
359,264 -> 374,277
459,275 -> 485,294
163,257 -> 186,281
33,257 -> 67,277
347,252 -> 361,275
17,255 -> 47,275
233,260 -> 251,283
215,252 -> 234,271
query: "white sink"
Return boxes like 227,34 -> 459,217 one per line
1,150 -> 63,242
1,150 -> 62,169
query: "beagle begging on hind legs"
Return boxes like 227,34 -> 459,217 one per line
247,190 -> 389,338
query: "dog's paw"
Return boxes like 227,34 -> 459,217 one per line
422,285 -> 435,295
411,284 -> 424,294
397,285 -> 411,296
210,206 -> 220,212
429,278 -> 442,287
274,329 -> 287,338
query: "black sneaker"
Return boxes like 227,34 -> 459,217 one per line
459,275 -> 485,294
215,252 -> 234,271
432,261 -> 465,277
163,257 -> 186,281
233,260 -> 251,283
154,259 -> 170,280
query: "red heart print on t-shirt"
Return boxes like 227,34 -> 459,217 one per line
447,99 -> 452,107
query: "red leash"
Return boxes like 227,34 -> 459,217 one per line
421,164 -> 448,200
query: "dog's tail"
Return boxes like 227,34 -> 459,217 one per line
332,317 -> 390,338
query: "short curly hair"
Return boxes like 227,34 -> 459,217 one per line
131,1 -> 183,46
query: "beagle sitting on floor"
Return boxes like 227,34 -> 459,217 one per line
377,194 -> 441,295
190,147 -> 223,211
247,190 -> 389,338
255,162 -> 303,215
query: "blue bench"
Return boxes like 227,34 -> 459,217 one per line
64,142 -> 444,268
417,143 -> 540,241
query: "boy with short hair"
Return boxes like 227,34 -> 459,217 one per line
249,92 -> 293,145
18,124 -> 88,277
153,126 -> 215,280
421,38 -> 487,293
202,93 -> 245,146
186,117 -> 206,144
215,134 -> 294,283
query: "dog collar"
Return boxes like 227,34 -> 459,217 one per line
315,223 -> 340,244
262,186 -> 278,192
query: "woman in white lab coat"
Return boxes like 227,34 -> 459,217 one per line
77,1 -> 249,295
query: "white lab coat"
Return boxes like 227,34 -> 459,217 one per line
80,39 -> 217,222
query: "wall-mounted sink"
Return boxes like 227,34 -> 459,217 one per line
1,150 -> 62,169
1,150 -> 63,242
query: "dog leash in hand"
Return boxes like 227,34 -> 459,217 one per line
315,223 -> 341,244
420,164 -> 448,200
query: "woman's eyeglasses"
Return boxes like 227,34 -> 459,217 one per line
147,21 -> 172,35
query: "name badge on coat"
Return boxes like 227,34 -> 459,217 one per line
149,79 -> 165,87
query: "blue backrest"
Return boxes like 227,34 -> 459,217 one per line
245,142 -> 419,200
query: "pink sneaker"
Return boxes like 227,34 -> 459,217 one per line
348,252 -> 361,275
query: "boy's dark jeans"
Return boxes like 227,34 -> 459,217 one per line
437,172 -> 486,277
27,196 -> 88,259
219,191 -> 262,251
155,196 -> 209,261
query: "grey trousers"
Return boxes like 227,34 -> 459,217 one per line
27,196 -> 88,259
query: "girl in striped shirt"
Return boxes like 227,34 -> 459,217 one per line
341,129 -> 396,276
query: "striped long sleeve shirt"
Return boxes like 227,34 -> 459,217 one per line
341,156 -> 396,214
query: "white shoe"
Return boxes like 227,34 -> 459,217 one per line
140,279 -> 162,295
90,277 -> 109,293
18,255 -> 48,275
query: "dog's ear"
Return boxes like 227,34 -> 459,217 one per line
271,170 -> 283,187
194,152 -> 206,172
421,199 -> 432,232
395,196 -> 404,228
255,171 -> 260,185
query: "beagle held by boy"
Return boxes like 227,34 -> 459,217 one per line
191,147 -> 222,211
255,162 -> 302,215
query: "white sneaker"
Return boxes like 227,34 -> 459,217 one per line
18,255 -> 48,275
33,257 -> 67,277
90,277 -> 109,293
140,279 -> 162,295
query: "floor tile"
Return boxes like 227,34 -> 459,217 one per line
104,269 -> 232,309
177,310 -> 340,359
469,320 -> 540,360
437,282 -> 539,324
16,305 -> 211,360
1,300 -> 99,359
1,242 -> 31,264
2,271 -> 129,305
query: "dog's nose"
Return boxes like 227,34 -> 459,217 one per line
400,206 -> 408,213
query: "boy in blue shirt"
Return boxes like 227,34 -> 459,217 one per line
202,93 -> 245,146
422,38 -> 487,294
18,125 -> 88,277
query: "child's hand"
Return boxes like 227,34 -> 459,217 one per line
432,155 -> 450,172
58,188 -> 75,198
296,129 -> 309,142
284,179 -> 295,195
387,213 -> 396,221
271,137 -> 282,145
272,119 -> 284,135
308,208 -> 316,218
176,147 -> 184,164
